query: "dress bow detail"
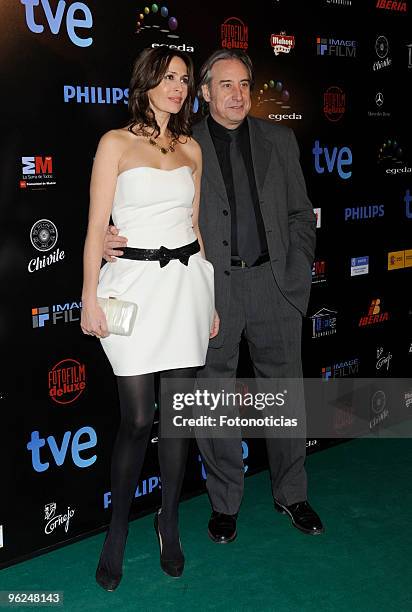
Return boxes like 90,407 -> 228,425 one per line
158,245 -> 190,268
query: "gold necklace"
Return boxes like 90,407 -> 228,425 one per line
141,129 -> 178,155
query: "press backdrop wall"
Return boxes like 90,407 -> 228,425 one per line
1,0 -> 411,568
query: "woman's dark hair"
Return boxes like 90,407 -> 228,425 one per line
128,46 -> 195,139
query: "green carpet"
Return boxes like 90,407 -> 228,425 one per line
1,439 -> 412,612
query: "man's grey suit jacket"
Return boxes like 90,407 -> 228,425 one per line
192,115 -> 316,349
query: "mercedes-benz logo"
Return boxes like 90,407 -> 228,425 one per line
375,35 -> 389,59
375,92 -> 384,107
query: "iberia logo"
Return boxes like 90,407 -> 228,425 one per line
358,299 -> 389,327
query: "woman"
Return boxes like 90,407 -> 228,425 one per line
81,46 -> 219,591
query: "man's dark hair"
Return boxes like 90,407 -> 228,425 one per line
128,46 -> 195,139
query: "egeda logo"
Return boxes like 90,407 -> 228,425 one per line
313,140 -> 352,179
21,0 -> 93,48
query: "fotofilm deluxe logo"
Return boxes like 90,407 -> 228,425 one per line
48,359 -> 86,405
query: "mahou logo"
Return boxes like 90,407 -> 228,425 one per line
221,16 -> 248,50
271,32 -> 295,55
48,359 -> 86,404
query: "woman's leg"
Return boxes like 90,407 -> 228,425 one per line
98,373 -> 155,577
157,366 -> 197,559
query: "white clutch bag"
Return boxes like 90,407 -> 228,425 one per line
97,297 -> 138,336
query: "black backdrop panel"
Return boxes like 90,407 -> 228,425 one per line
0,0 -> 411,568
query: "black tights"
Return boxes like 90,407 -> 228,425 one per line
98,366 -> 197,575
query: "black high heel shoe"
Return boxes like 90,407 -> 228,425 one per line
153,510 -> 185,578
95,528 -> 129,591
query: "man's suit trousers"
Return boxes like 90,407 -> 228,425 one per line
196,261 -> 307,514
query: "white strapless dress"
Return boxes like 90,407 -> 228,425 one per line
97,166 -> 215,376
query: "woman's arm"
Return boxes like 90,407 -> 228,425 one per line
189,138 -> 220,339
81,131 -> 123,337
190,140 -> 207,259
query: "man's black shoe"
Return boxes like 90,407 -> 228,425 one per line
274,500 -> 324,535
208,511 -> 237,544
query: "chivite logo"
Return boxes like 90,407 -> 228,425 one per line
32,301 -> 82,328
21,0 -> 93,48
313,141 -> 352,179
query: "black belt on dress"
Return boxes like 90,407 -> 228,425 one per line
231,253 -> 270,268
118,239 -> 200,268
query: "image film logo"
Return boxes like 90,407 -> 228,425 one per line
21,0 -> 93,47
221,16 -> 248,50
310,307 -> 337,338
321,357 -> 359,379
20,156 -> 55,189
316,36 -> 356,57
32,301 -> 82,328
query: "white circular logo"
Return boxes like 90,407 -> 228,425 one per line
375,35 -> 389,59
375,92 -> 384,107
30,219 -> 58,252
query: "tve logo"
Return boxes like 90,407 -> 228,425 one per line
21,0 -> 93,48
313,140 -> 352,179
27,426 -> 97,472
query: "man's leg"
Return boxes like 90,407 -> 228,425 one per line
195,270 -> 246,543
243,262 -> 307,504
243,262 -> 323,534
196,270 -> 246,517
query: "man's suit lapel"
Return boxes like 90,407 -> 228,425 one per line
247,116 -> 273,198
194,119 -> 229,204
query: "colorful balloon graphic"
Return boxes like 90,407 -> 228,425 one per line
168,17 -> 178,30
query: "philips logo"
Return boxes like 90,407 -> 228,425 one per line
63,86 -> 129,104
345,205 -> 384,221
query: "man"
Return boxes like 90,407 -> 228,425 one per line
104,49 -> 323,542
